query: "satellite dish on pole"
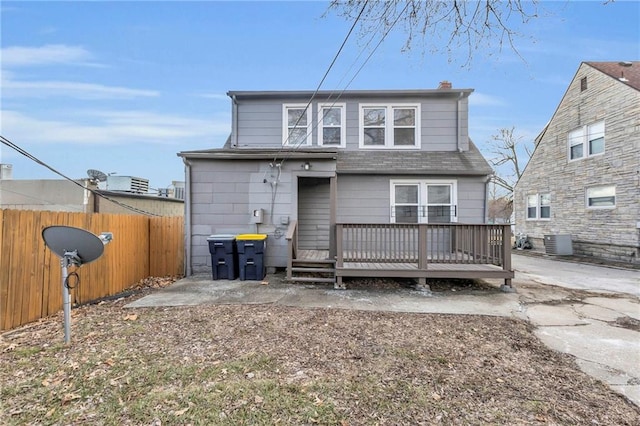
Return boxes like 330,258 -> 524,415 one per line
42,226 -> 113,344
87,169 -> 107,183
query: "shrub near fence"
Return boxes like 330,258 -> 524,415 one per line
0,209 -> 184,330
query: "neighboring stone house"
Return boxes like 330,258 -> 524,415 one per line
514,61 -> 640,264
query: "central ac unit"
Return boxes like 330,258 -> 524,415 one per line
544,234 -> 573,255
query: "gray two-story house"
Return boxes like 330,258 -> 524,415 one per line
514,62 -> 639,265
179,84 -> 514,289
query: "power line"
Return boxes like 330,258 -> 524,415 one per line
0,135 -> 160,216
271,0 -> 370,166
277,0 -> 412,166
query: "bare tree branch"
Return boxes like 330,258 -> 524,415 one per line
327,0 -> 541,66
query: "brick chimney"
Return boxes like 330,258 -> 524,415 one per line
438,80 -> 452,89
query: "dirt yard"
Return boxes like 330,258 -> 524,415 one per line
1,278 -> 639,425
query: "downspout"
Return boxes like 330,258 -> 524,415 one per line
456,92 -> 464,152
484,175 -> 491,224
183,158 -> 193,276
231,94 -> 238,148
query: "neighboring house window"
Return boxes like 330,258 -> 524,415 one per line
360,104 -> 420,149
283,104 -> 311,146
568,121 -> 605,160
390,180 -> 456,223
318,103 -> 346,147
580,77 -> 587,92
540,194 -> 551,219
526,194 -> 538,219
526,193 -> 551,220
586,185 -> 615,208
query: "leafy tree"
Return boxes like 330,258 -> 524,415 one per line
327,0 -> 541,66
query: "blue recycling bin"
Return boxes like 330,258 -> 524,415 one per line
236,234 -> 267,280
207,234 -> 237,280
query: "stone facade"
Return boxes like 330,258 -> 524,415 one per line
514,62 -> 640,265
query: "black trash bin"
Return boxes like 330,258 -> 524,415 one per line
236,234 -> 267,280
206,234 -> 237,280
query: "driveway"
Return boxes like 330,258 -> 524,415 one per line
128,253 -> 640,405
508,253 -> 640,406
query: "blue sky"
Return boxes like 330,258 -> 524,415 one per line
1,1 -> 638,191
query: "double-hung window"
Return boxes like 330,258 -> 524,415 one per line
360,104 -> 420,149
318,103 -> 346,147
391,180 -> 456,223
568,121 -> 605,160
283,104 -> 311,146
526,193 -> 551,220
586,185 -> 615,208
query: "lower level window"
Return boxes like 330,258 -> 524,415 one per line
527,193 -> 551,220
586,185 -> 615,208
391,180 -> 457,223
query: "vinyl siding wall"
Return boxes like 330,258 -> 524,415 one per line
188,159 -> 337,273
234,95 -> 467,151
336,175 -> 486,224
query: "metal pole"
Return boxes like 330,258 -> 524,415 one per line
61,257 -> 71,344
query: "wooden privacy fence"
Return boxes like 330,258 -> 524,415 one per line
0,209 -> 184,330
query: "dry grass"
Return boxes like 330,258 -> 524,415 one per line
1,280 -> 639,425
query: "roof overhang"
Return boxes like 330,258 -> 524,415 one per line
227,89 -> 474,100
178,148 -> 339,161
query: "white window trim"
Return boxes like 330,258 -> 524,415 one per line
390,179 -> 457,223
586,185 -> 616,209
283,103 -> 312,147
317,103 -> 346,148
568,120 -> 605,162
525,193 -> 551,221
359,103 -> 421,149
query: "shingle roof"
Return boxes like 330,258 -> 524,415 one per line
586,61 -> 640,91
336,140 -> 492,176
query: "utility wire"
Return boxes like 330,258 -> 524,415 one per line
277,0 -> 412,165
271,0 -> 370,167
0,135 -> 160,216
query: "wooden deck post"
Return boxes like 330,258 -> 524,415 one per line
329,175 -> 337,260
501,224 -> 514,292
334,224 -> 345,289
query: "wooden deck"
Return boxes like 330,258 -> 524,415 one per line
287,223 -> 514,290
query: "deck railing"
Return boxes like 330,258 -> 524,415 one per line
336,223 -> 511,269
285,220 -> 298,281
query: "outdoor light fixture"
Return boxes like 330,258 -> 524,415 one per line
302,162 -> 311,170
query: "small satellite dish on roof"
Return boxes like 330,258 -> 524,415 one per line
42,226 -> 113,344
87,168 -> 108,182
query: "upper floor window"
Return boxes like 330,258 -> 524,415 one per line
283,104 -> 311,146
390,180 -> 457,223
360,104 -> 420,149
526,193 -> 551,220
318,103 -> 346,147
586,185 -> 615,208
568,121 -> 605,160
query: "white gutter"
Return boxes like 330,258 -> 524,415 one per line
183,158 -> 192,276
231,94 -> 238,147
457,91 -> 464,152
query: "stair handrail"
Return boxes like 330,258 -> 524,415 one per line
285,220 -> 298,281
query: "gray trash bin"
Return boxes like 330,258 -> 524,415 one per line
206,234 -> 237,279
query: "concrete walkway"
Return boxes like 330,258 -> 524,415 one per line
127,253 -> 640,405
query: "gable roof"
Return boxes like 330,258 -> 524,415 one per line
586,61 -> 640,91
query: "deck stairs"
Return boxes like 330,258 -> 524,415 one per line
289,257 -> 336,285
